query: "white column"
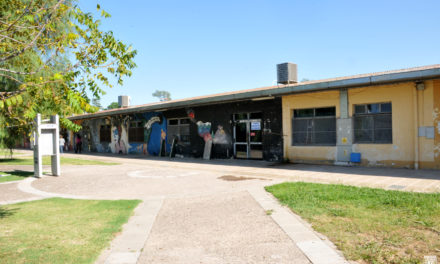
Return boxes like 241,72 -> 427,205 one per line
51,115 -> 60,176
34,114 -> 43,178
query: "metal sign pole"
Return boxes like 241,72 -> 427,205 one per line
33,114 -> 43,178
51,115 -> 60,176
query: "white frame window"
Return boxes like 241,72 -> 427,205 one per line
167,118 -> 190,144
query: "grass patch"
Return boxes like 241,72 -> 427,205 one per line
0,150 -> 14,157
266,182 -> 440,264
0,198 -> 140,264
0,170 -> 33,183
0,156 -> 119,166
0,150 -> 26,158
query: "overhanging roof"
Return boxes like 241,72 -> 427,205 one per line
70,64 -> 440,120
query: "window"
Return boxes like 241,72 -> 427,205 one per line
353,103 -> 392,143
100,125 -> 111,143
292,107 -> 336,146
129,121 -> 144,142
167,118 -> 190,144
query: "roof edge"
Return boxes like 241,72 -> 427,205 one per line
70,66 -> 440,120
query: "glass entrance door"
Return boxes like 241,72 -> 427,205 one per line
233,112 -> 263,159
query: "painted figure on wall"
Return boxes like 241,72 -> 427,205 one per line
187,109 -> 195,122
113,125 -> 127,154
213,125 -> 230,145
197,121 -> 212,142
128,113 -> 169,156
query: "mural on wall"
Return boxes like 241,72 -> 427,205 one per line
193,109 -> 232,159
128,112 -> 169,156
213,125 -> 230,145
196,121 -> 212,142
73,119 -> 111,153
192,108 -> 232,145
145,115 -> 162,143
113,125 -> 127,154
111,115 -> 129,154
187,109 -> 195,122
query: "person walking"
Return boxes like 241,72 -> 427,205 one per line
59,135 -> 65,154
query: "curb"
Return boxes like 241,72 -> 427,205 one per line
248,187 -> 349,264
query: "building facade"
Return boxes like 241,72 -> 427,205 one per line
283,80 -> 440,169
70,65 -> 440,169
69,97 -> 283,162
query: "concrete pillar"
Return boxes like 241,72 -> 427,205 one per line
336,88 -> 353,163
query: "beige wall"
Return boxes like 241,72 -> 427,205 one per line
282,90 -> 339,164
282,80 -> 440,169
434,80 -> 440,168
349,83 -> 415,168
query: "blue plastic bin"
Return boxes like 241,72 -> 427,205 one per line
350,153 -> 361,163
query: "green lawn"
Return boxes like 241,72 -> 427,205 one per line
266,182 -> 440,264
0,198 -> 141,264
0,170 -> 33,183
0,156 -> 119,166
0,150 -> 26,157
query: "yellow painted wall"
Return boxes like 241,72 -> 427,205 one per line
434,80 -> 440,168
349,83 -> 415,168
282,80 -> 440,169
282,90 -> 339,164
418,81 -> 436,168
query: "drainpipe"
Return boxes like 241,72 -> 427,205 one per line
413,83 -> 419,170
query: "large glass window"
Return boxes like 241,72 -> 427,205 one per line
292,107 -> 336,146
167,118 -> 190,144
353,103 -> 392,144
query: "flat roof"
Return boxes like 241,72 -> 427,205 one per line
70,64 -> 440,120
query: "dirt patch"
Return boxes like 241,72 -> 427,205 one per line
217,175 -> 269,181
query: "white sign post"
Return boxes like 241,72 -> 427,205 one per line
33,114 -> 60,178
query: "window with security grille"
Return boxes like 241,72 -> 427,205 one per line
353,102 -> 392,143
129,121 -> 144,142
292,107 -> 336,146
167,118 -> 190,145
100,125 -> 111,143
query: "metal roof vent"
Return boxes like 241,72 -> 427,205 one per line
118,95 -> 131,108
277,62 -> 298,85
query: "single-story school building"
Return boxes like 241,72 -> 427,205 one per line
69,64 -> 440,169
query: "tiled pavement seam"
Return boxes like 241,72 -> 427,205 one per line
17,177 -> 88,199
96,198 -> 164,264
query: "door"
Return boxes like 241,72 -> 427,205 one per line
233,112 -> 263,159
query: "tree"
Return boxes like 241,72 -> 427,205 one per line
0,0 -> 136,149
106,102 -> 119,110
92,98 -> 102,110
152,90 -> 171,102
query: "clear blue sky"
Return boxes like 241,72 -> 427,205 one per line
78,0 -> 440,108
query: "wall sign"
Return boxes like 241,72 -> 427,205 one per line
251,122 -> 261,131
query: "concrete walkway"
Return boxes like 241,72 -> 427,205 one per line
2,151 -> 439,263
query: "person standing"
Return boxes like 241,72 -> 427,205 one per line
75,134 -> 82,154
59,135 -> 65,154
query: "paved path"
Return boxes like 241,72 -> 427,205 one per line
2,151 -> 439,263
